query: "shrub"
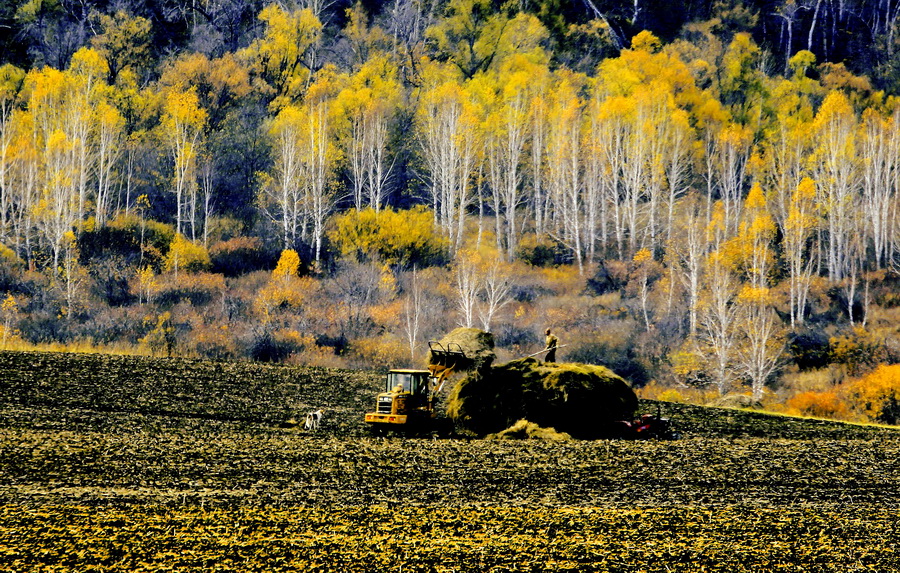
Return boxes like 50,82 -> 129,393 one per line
669,347 -> 711,388
829,327 -> 891,376
210,236 -> 275,277
328,206 -> 448,267
139,312 -> 177,356
17,304 -> 76,344
164,234 -> 211,273
586,260 -> 628,295
153,272 -> 225,307
788,328 -> 832,370
273,249 -> 300,279
516,234 -> 566,267
786,390 -> 851,420
847,364 -> 900,425
77,225 -> 142,263
79,307 -> 142,346
190,324 -> 238,360
89,254 -> 135,306
656,388 -> 687,403
350,334 -> 408,370
104,213 -> 175,268
249,329 -> 314,362
254,276 -> 319,320
0,243 -> 27,294
566,333 -> 650,387
493,323 -> 540,348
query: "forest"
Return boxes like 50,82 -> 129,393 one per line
2,0 -> 900,423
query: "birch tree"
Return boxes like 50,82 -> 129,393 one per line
480,63 -> 532,260
734,185 -> 783,401
811,91 -> 859,281
26,67 -> 80,270
417,73 -> 479,254
263,104 -> 306,250
305,95 -> 337,264
94,100 -> 124,226
783,177 -> 819,328
336,56 -> 400,211
454,249 -> 479,328
712,123 -> 752,237
860,108 -> 896,269
478,257 -> 512,331
543,71 -> 585,271
161,88 -> 206,237
697,204 -> 739,395
401,268 -> 424,361
0,65 -> 24,244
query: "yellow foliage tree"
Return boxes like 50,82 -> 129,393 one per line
242,3 -> 322,107
273,248 -> 301,280
1,293 -> 18,347
90,10 -> 153,81
164,233 -> 211,274
848,364 -> 900,424
328,206 -> 448,267
786,390 -> 851,420
333,55 -> 401,211
255,249 -> 319,324
161,88 -> 206,237
140,311 -> 176,356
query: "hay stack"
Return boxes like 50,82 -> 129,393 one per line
486,419 -> 572,441
428,327 -> 496,371
446,357 -> 638,439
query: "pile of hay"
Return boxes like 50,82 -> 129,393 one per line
446,357 -> 638,439
428,327 -> 496,372
486,419 -> 571,441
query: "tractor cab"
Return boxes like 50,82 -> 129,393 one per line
365,369 -> 436,430
385,370 -> 430,396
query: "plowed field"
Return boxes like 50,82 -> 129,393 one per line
1,350 -> 898,572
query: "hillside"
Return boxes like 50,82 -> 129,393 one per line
6,0 -> 900,419
1,350 -> 899,571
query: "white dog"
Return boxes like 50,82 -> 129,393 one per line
304,409 -> 325,431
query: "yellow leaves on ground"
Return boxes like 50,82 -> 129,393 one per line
3,503 -> 899,572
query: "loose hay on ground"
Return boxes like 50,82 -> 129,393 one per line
486,419 -> 572,441
446,357 -> 638,439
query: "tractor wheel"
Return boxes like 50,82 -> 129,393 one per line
368,424 -> 388,437
433,418 -> 456,439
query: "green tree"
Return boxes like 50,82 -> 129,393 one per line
241,4 -> 322,108
90,11 -> 153,83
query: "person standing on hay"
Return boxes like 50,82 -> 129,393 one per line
544,328 -> 558,363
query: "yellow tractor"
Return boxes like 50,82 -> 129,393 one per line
364,342 -> 464,435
